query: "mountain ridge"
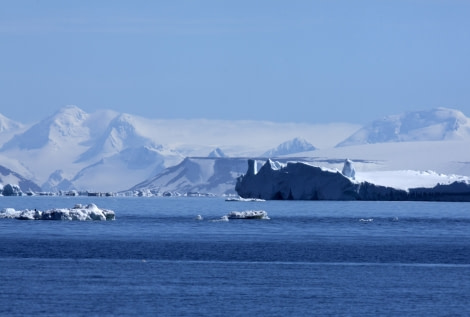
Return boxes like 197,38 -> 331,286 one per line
263,137 -> 316,157
0,105 -> 469,193
336,107 -> 470,147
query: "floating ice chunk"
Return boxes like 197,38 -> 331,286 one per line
0,208 -> 21,219
17,209 -> 42,220
0,204 -> 115,221
225,197 -> 265,202
226,210 -> 269,220
210,215 -> 229,222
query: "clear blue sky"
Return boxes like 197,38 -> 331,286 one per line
1,0 -> 469,124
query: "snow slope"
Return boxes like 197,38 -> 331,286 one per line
0,113 -> 25,145
0,165 -> 41,193
262,137 -> 316,157
128,157 -> 249,195
336,108 -> 470,147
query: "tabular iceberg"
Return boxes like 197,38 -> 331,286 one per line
0,203 -> 115,221
235,159 -> 470,201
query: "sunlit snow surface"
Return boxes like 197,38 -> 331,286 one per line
0,203 -> 115,221
356,170 -> 470,190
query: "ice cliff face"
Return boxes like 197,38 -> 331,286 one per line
235,159 -> 470,201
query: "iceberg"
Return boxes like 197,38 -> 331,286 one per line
226,210 -> 269,220
1,184 -> 24,196
0,203 -> 115,221
225,196 -> 265,202
235,159 -> 470,202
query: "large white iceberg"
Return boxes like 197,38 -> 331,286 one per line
0,203 -> 115,221
235,159 -> 470,201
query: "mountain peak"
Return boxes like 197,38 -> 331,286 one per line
336,107 -> 470,147
75,113 -> 154,162
263,137 -> 316,157
208,148 -> 227,158
1,105 -> 90,151
0,113 -> 23,133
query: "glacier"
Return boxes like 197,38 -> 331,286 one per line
236,159 -> 470,201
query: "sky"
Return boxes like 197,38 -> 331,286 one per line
1,0 -> 469,124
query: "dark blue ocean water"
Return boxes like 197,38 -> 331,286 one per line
1,197 -> 469,316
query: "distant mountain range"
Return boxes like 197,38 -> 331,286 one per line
0,106 -> 469,194
336,108 -> 470,147
129,157 -> 249,196
262,137 -> 316,157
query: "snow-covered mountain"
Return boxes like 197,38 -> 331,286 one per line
128,157 -> 249,195
0,105 -> 359,192
0,107 -> 186,192
0,113 -> 23,133
1,105 -> 469,194
262,137 -> 316,157
70,145 -> 183,192
41,170 -> 75,192
1,105 -> 91,151
76,113 -> 156,162
0,164 -> 41,193
0,113 -> 27,145
208,148 -> 227,158
336,108 -> 470,147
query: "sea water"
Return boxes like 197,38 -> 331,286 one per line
0,196 -> 469,316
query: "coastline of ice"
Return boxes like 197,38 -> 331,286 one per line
236,159 -> 470,201
0,203 -> 115,221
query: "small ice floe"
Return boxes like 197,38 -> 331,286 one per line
210,215 -> 229,222
0,203 -> 115,221
359,218 -> 374,223
225,197 -> 266,202
226,210 -> 269,220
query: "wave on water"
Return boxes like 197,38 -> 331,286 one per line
0,203 -> 115,221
